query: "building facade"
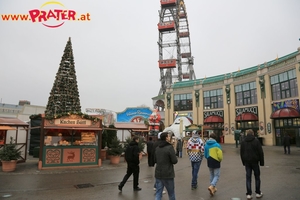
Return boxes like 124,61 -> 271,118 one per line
158,47 -> 300,147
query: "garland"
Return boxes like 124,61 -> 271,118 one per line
29,112 -> 100,122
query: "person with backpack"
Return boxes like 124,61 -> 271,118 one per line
187,130 -> 204,190
118,136 -> 142,192
204,133 -> 223,196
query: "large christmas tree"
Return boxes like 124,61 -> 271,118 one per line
45,37 -> 81,117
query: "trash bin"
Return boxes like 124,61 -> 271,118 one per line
33,146 -> 40,158
258,137 -> 263,146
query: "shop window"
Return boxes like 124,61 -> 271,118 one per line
279,119 -> 283,127
288,119 -> 292,126
44,130 -> 97,146
275,119 -> 280,127
293,118 -> 300,126
237,121 -> 258,129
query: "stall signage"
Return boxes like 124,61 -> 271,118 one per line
236,106 -> 258,116
203,110 -> 223,119
55,119 -> 91,126
117,107 -> 152,122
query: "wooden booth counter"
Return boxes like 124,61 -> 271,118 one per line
38,114 -> 102,170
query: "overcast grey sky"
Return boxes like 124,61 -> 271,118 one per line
0,0 -> 299,112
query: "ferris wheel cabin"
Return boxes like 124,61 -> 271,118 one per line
179,12 -> 186,18
158,59 -> 176,69
182,73 -> 190,79
179,32 -> 189,38
181,53 -> 191,58
160,0 -> 176,7
158,21 -> 175,32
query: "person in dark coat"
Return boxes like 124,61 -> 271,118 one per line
240,129 -> 264,200
154,132 -> 178,200
176,138 -> 183,158
151,132 -> 166,194
118,136 -> 142,191
283,133 -> 291,154
147,137 -> 154,166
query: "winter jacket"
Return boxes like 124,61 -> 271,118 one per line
187,137 -> 204,162
147,140 -> 154,153
125,140 -> 140,165
283,135 -> 291,146
240,134 -> 264,166
154,141 -> 178,179
150,139 -> 164,166
204,139 -> 223,168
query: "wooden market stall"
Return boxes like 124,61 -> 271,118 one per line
185,124 -> 212,140
183,124 -> 213,154
38,114 -> 102,170
0,117 -> 29,165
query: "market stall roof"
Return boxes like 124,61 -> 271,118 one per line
43,126 -> 102,131
113,122 -> 148,131
0,126 -> 17,130
0,117 -> 29,126
185,124 -> 212,132
270,108 -> 300,118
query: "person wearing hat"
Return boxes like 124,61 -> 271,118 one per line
187,130 -> 205,190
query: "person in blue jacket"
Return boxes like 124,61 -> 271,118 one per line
204,132 -> 223,196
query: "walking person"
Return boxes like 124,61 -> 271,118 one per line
118,136 -> 142,192
154,132 -> 178,200
151,132 -> 166,194
283,132 -> 291,154
176,138 -> 183,158
147,137 -> 154,166
204,133 -> 223,196
187,130 -> 204,190
240,129 -> 264,200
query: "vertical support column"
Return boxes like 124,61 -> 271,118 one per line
194,90 -> 200,125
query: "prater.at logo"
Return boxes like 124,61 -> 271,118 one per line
29,1 -> 90,28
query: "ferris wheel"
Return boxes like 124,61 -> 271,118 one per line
157,0 -> 196,95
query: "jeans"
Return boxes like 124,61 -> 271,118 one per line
209,168 -> 220,187
245,163 -> 261,195
179,151 -> 182,158
155,178 -> 175,200
120,163 -> 140,189
191,160 -> 202,187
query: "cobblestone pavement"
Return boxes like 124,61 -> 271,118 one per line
0,144 -> 299,200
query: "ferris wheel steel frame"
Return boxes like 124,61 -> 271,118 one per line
158,0 -> 196,95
